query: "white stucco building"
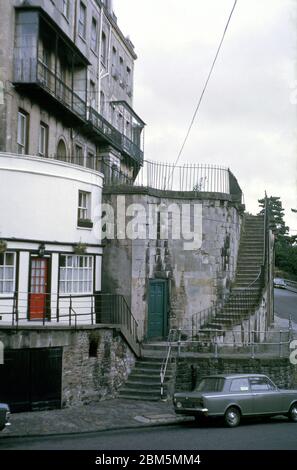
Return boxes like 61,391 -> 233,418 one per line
0,153 -> 103,324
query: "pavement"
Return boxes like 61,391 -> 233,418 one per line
0,398 -> 192,439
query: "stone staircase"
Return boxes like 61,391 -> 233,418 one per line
118,344 -> 174,401
200,214 -> 264,332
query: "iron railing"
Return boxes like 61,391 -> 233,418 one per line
88,107 -> 144,164
190,195 -> 269,335
13,58 -> 87,120
102,159 -> 243,200
284,279 -> 297,292
163,323 -> 295,360
134,161 -> 230,193
13,59 -> 144,165
100,159 -> 135,186
160,329 -> 180,399
0,292 -> 138,345
159,322 -> 295,397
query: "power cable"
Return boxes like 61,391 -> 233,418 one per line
166,0 -> 238,189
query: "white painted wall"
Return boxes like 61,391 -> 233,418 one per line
0,154 -> 103,245
0,154 -> 104,325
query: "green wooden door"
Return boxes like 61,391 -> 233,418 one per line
147,280 -> 168,340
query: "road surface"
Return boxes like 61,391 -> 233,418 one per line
274,288 -> 297,323
0,418 -> 297,450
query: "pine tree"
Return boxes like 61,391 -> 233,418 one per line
258,196 -> 289,240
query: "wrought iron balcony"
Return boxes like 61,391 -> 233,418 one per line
13,58 -> 87,124
88,107 -> 144,165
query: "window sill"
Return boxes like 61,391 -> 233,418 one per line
77,219 -> 93,229
91,48 -> 98,57
78,34 -> 87,44
62,14 -> 70,23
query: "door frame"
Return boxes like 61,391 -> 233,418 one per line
147,278 -> 169,340
28,254 -> 51,321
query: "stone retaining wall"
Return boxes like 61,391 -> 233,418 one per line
175,356 -> 296,393
62,328 -> 136,407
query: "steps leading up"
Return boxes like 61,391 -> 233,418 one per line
118,348 -> 174,401
199,215 -> 264,334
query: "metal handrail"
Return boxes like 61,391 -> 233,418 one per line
0,292 -> 138,343
191,196 -> 269,335
160,329 -> 179,399
168,327 -> 294,359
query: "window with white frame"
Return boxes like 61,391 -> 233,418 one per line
91,17 -> 98,52
62,0 -> 69,18
78,190 -> 91,221
89,80 -> 96,109
0,252 -> 16,294
86,151 -> 95,170
78,2 -> 86,39
101,31 -> 107,64
59,255 -> 93,294
17,110 -> 28,154
39,122 -> 48,156
75,144 -> 83,165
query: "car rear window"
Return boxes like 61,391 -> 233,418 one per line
195,377 -> 225,392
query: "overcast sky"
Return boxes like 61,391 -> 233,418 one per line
113,0 -> 297,233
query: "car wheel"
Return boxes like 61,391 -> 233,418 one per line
224,407 -> 241,427
288,403 -> 297,422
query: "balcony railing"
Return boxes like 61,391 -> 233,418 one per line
13,60 -> 144,164
0,292 -> 139,354
13,58 -> 87,120
88,107 -> 144,164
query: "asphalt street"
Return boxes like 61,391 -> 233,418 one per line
274,288 -> 297,322
0,418 -> 297,450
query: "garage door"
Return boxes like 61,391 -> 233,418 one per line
0,347 -> 62,413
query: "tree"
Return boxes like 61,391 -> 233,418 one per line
258,196 -> 297,277
258,196 -> 289,241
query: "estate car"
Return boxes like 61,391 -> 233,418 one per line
173,374 -> 297,427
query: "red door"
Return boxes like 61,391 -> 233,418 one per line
29,258 -> 49,320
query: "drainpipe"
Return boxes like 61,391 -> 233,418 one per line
97,6 -> 103,113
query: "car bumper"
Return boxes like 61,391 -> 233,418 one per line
174,407 -> 209,416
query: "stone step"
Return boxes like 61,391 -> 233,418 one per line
141,343 -> 173,351
123,381 -> 165,390
134,361 -> 164,368
118,393 -> 160,401
119,386 -> 161,397
238,259 -> 262,263
235,268 -> 261,273
202,322 -> 224,330
133,366 -> 163,375
128,374 -> 165,384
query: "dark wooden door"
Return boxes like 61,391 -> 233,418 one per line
147,280 -> 168,340
29,258 -> 49,320
0,348 -> 62,413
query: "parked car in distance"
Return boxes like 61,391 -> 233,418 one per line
173,374 -> 297,427
273,277 -> 287,289
0,403 -> 10,431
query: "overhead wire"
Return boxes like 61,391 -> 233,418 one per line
166,0 -> 238,189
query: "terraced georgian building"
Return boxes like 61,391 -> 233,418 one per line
0,0 -> 144,324
0,0 -> 144,411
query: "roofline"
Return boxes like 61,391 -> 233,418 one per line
111,100 -> 146,126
